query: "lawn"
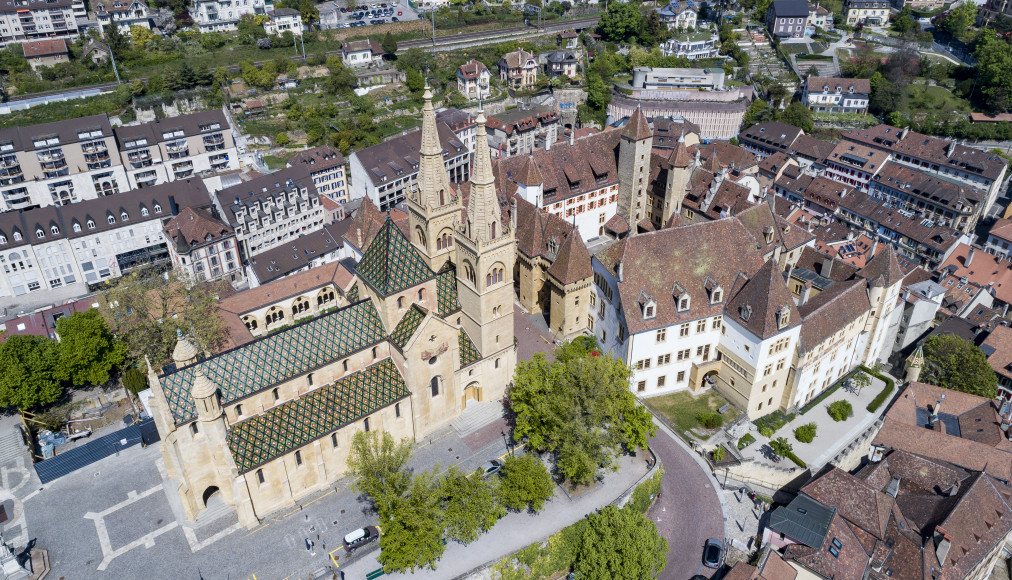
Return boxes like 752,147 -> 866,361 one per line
904,83 -> 972,116
644,390 -> 739,441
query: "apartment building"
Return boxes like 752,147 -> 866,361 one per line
766,0 -> 809,38
114,109 -> 238,189
823,139 -> 890,192
485,110 -> 560,159
22,38 -> 67,70
843,0 -> 890,25
287,145 -> 347,203
842,125 -> 1009,215
868,160 -> 985,235
0,0 -> 80,45
456,59 -> 491,101
94,0 -> 151,34
0,179 -> 211,308
0,114 -> 128,212
984,218 -> 1012,260
657,0 -> 697,29
190,0 -> 271,32
264,7 -> 301,35
163,206 -> 243,285
214,164 -> 325,260
660,29 -> 719,60
632,66 -> 726,91
802,77 -> 870,114
739,122 -> 804,160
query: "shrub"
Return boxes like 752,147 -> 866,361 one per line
275,132 -> 290,146
758,425 -> 774,438
711,446 -> 726,462
770,437 -> 807,468
828,400 -> 853,422
696,412 -> 724,429
866,370 -> 896,413
737,433 -> 755,449
794,422 -> 817,443
753,410 -> 794,435
629,469 -> 663,514
123,367 -> 148,394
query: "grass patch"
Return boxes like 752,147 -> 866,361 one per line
904,83 -> 972,116
737,433 -> 756,449
828,400 -> 853,422
643,390 -> 739,441
794,422 -> 817,443
262,154 -> 289,170
753,410 -> 795,438
629,469 -> 664,514
865,368 -> 896,413
796,53 -> 835,61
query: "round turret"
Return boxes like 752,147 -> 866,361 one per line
172,329 -> 199,366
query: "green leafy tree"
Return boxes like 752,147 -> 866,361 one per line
130,25 -> 155,49
200,32 -> 227,50
794,422 -> 817,443
742,98 -> 771,128
781,101 -> 814,132
0,335 -> 62,410
378,471 -> 446,572
497,453 -> 555,513
769,436 -> 793,457
438,466 -> 504,544
347,431 -> 413,516
938,1 -> 977,40
55,310 -> 126,387
974,33 -> 1012,114
509,337 -> 655,484
381,32 -> 398,55
597,2 -> 643,43
571,505 -> 668,580
891,7 -> 917,33
828,400 -> 853,421
921,334 -> 998,398
639,9 -> 668,45
325,55 -> 358,95
123,367 -> 148,394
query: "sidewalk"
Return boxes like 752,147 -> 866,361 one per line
338,453 -> 649,579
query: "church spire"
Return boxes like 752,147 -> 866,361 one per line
415,82 -> 454,209
465,103 -> 503,244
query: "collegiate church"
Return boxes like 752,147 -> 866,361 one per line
147,86 -> 517,527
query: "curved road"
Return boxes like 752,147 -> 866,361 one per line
649,425 -> 725,579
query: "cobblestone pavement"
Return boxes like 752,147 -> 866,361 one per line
722,488 -> 769,555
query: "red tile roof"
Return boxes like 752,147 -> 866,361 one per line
940,243 -> 1012,304
22,38 -> 68,58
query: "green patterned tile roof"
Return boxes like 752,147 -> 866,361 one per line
347,283 -> 360,303
437,264 -> 461,316
389,306 -> 426,349
226,359 -> 409,473
356,218 -> 433,297
459,329 -> 481,368
160,301 -> 386,426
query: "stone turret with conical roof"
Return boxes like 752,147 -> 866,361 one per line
905,345 -> 924,384
172,328 -> 199,367
191,366 -> 223,423
406,82 -> 462,271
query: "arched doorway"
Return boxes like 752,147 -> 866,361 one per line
202,486 -> 221,507
463,382 -> 481,409
701,370 -> 718,391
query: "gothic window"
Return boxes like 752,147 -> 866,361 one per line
242,316 -> 258,331
292,298 -> 310,315
439,189 -> 445,205
486,266 -> 504,287
416,227 -> 426,247
463,261 -> 476,284
430,376 -> 440,396
397,296 -> 404,308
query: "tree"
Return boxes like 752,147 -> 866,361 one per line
597,2 -> 642,43
570,505 -> 667,580
769,436 -> 793,458
378,471 -> 446,573
921,334 -> 998,398
781,101 -> 814,132
841,43 -> 880,79
325,55 -> 358,95
938,1 -> 977,40
438,466 -> 504,544
55,310 -> 126,387
123,367 -> 148,394
639,10 -> 668,45
742,98 -> 771,128
975,33 -> 1012,114
497,453 -> 555,513
891,7 -> 917,33
0,335 -> 62,410
508,337 -> 655,484
347,431 -> 414,517
381,32 -> 398,55
200,32 -> 227,50
130,25 -> 155,49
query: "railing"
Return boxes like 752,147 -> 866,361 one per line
36,150 -> 64,163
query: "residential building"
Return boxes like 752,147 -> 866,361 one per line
94,0 -> 150,34
80,39 -> 111,65
287,146 -> 347,204
190,0 -> 271,32
436,108 -> 477,153
607,90 -> 753,141
163,206 -> 243,286
983,218 -> 1012,260
498,49 -> 538,90
214,165 -> 325,260
0,296 -> 98,341
842,125 -> 1009,215
348,120 -> 469,212
823,139 -> 890,192
544,51 -> 578,78
456,59 -> 490,101
0,114 -> 129,211
660,28 -> 719,59
0,179 -> 211,308
939,243 -> 1012,316
900,0 -> 942,10
981,0 -> 1012,22
484,109 -> 560,158
632,66 -> 725,91
766,0 -> 809,38
868,161 -> 984,235
739,122 -> 804,160
22,38 -> 67,70
844,0 -> 890,25
801,76 -> 870,114
888,277 -> 946,352
0,0 -> 79,44
808,3 -> 831,27
114,109 -> 239,190
773,173 -> 849,218
789,134 -> 836,170
264,7 -> 301,35
657,0 -> 698,28
147,88 -> 517,529
245,222 -> 351,287
557,30 -> 578,49
983,325 -> 1012,400
341,39 -> 383,68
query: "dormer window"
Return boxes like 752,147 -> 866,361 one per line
141,208 -> 149,216
50,225 -> 59,235
12,232 -> 20,241
678,296 -> 689,311
645,304 -> 655,318
87,220 -> 95,229
121,211 -> 129,221
777,306 -> 791,329
35,229 -> 44,239
0,235 -> 5,244
154,204 -> 162,213
741,304 -> 752,322
107,215 -> 115,224
711,287 -> 722,304
73,223 -> 81,232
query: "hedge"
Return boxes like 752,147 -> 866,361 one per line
753,410 -> 794,437
737,433 -> 756,449
865,368 -> 896,413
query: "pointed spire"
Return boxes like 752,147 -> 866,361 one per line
466,104 -> 503,244
416,81 -> 454,209
669,140 -> 692,168
623,106 -> 652,142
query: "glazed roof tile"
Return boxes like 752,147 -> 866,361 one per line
356,218 -> 434,297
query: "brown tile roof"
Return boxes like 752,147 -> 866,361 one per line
651,118 -> 701,149
515,155 -> 543,186
701,141 -> 759,171
759,152 -> 791,175
604,213 -> 630,235
797,279 -> 870,353
287,145 -> 345,173
740,122 -> 804,153
22,38 -> 68,58
511,196 -> 576,261
595,218 -> 766,335
826,140 -> 891,175
342,39 -> 383,55
758,551 -> 798,580
162,207 -> 232,252
775,173 -> 850,213
790,134 -> 837,162
940,243 -> 1012,305
802,467 -> 892,539
871,161 -> 983,209
457,59 -> 488,79
983,326 -> 1012,382
499,49 -> 535,70
806,77 -> 871,94
842,125 -> 1008,182
725,259 -> 801,340
989,217 -> 1012,242
247,222 -> 349,284
623,107 -> 652,142
795,245 -> 859,282
783,513 -> 870,580
857,246 -> 903,287
547,227 -> 592,285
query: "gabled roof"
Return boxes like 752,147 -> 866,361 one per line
857,246 -> 903,288
769,494 -> 837,548
226,359 -> 408,473
22,38 -> 68,58
725,259 -> 801,339
389,305 -> 426,349
356,218 -> 434,296
163,207 -> 232,253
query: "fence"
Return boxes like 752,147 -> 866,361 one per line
33,418 -> 160,484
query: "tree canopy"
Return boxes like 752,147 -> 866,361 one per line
570,505 -> 668,580
497,453 -> 555,513
0,335 -> 62,410
508,337 -> 655,484
597,2 -> 643,43
55,310 -> 126,387
347,430 -> 414,516
377,471 -> 446,573
921,334 -> 998,398
974,32 -> 1012,114
438,466 -> 505,544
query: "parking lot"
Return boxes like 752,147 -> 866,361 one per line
325,0 -> 419,30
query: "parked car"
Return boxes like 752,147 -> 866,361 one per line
397,10 -> 402,14
344,526 -> 380,553
391,16 -> 398,20
702,539 -> 723,568
478,459 -> 504,479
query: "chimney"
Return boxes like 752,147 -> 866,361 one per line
799,280 -> 813,306
569,130 -> 574,146
618,260 -> 624,282
821,257 -> 833,278
947,481 -> 960,496
899,127 -> 909,140
510,197 -> 517,227
966,247 -> 975,267
168,194 -> 179,216
545,136 -> 551,152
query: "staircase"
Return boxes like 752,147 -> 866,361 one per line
451,401 -> 504,437
0,429 -> 27,465
193,494 -> 236,527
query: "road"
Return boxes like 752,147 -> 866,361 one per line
649,421 -> 726,579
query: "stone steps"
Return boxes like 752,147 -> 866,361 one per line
451,401 -> 503,436
0,429 -> 27,465
192,495 -> 236,527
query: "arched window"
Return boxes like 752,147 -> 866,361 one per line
418,289 -> 424,301
236,404 -> 243,416
416,227 -> 426,247
397,296 -> 404,309
490,221 -> 497,238
190,423 -> 199,435
343,360 -> 348,372
0,235 -> 5,244
371,347 -> 377,359
438,189 -> 445,206
256,469 -> 265,484
464,262 -> 476,284
272,388 -> 279,401
430,376 -> 440,397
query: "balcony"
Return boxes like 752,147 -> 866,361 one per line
202,133 -> 224,145
0,157 -> 18,169
36,150 -> 64,163
82,142 -> 107,154
128,149 -> 151,162
84,151 -> 110,164
40,159 -> 67,171
165,141 -> 189,153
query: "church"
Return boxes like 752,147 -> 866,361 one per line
146,86 -> 517,527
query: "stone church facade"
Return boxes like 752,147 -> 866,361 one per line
147,87 -> 518,528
